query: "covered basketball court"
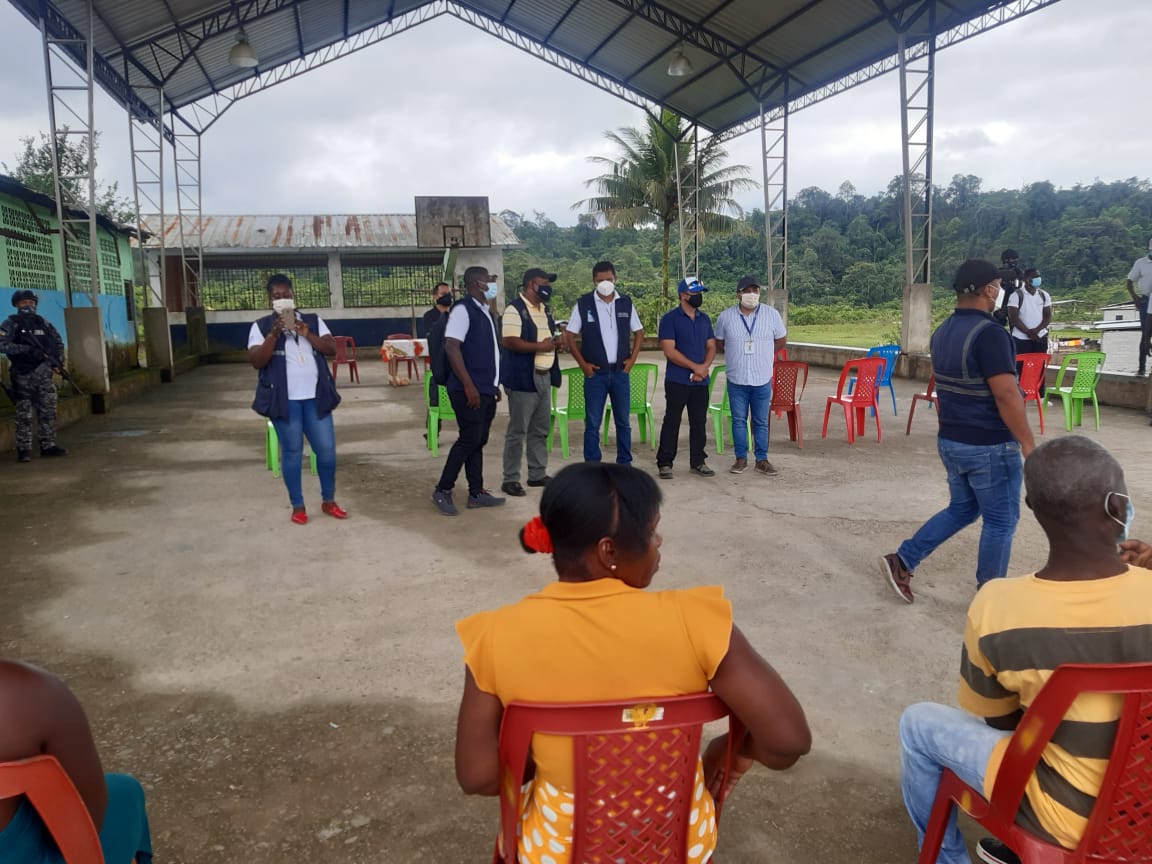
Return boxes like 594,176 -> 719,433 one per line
7,0 -> 1064,396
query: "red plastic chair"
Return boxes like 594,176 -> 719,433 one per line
493,693 -> 745,864
822,357 -> 885,443
771,360 -> 808,448
1017,352 -> 1051,435
331,335 -> 360,383
918,662 -> 1152,864
774,347 -> 788,362
0,755 -> 103,863
383,332 -> 421,383
905,374 -> 939,435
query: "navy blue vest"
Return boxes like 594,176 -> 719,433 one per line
575,292 -> 633,368
931,310 -> 1016,445
251,313 -> 341,420
447,299 -> 499,396
500,296 -> 561,392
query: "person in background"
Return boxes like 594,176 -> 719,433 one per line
0,658 -> 153,863
1006,267 -> 1052,397
423,281 -> 454,441
248,274 -> 345,525
656,277 -> 717,479
500,269 -> 560,497
993,249 -> 1022,329
432,266 -> 505,516
1125,239 -> 1152,378
897,436 -> 1152,864
454,462 -> 811,864
712,276 -> 787,477
0,290 -> 68,463
563,261 -> 644,465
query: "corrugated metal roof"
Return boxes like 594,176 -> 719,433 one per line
7,0 -> 1057,138
139,213 -> 520,250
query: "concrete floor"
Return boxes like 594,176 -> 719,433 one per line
2,351 -> 1149,863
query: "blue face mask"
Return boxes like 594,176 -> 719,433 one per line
1106,492 -> 1134,544
484,282 -> 499,301
1030,277 -> 1042,288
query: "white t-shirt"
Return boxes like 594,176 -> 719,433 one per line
445,296 -> 500,387
1006,287 -> 1052,339
1127,256 -> 1152,296
565,292 -> 643,364
247,313 -> 332,400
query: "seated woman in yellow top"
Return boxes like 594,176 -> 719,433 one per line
454,462 -> 811,864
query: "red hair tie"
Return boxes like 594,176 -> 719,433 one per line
522,516 -> 553,553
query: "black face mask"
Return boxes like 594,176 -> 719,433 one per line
536,283 -> 553,302
686,293 -> 703,308
435,294 -> 453,308
17,306 -> 36,316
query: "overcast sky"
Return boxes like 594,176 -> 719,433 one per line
0,0 -> 1149,226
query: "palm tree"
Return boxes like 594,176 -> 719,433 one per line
577,109 -> 757,297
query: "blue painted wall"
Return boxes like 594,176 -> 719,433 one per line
195,316 -> 421,352
0,287 -> 136,351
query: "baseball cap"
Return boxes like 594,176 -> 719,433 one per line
953,259 -> 1000,294
736,276 -> 761,292
522,267 -> 557,286
677,276 -> 708,294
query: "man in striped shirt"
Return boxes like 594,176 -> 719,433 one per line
898,436 -> 1152,864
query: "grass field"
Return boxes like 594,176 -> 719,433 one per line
785,322 -> 897,347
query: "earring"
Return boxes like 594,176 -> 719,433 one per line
610,564 -> 617,571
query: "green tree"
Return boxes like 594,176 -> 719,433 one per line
577,109 -> 757,297
3,129 -> 134,223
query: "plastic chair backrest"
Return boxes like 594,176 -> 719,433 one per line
333,335 -> 355,362
1055,351 -> 1106,396
1016,352 -> 1051,398
630,362 -> 658,410
559,367 -> 586,414
980,663 -> 1152,862
0,755 -> 103,864
866,344 -> 900,386
708,364 -> 728,410
496,693 -> 744,864
771,361 -> 808,408
836,357 -> 884,404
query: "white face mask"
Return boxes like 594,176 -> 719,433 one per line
595,280 -> 616,297
739,292 -> 759,310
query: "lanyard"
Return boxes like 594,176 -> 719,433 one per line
740,305 -> 759,337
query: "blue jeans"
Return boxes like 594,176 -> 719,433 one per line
271,398 -> 336,508
898,438 -> 1022,587
582,368 -> 632,463
727,382 -> 772,461
900,703 -> 1009,864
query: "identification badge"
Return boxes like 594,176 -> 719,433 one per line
744,340 -> 755,354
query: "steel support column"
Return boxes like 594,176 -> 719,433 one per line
673,125 -> 700,283
128,82 -> 166,308
760,100 -> 788,321
897,11 -> 935,354
173,123 -> 203,312
40,0 -> 100,306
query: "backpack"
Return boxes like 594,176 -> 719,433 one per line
427,306 -> 452,386
994,266 -> 1021,327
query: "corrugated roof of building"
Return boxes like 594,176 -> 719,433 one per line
140,213 -> 519,250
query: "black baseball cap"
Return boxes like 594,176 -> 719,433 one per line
953,259 -> 1000,294
736,276 -> 761,292
522,268 -> 557,286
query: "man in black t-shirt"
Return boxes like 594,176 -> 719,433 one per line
422,282 -> 453,439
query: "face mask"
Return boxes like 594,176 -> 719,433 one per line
1030,277 -> 1042,288
17,306 -> 36,316
739,292 -> 759,310
484,282 -> 499,301
595,280 -> 615,297
686,293 -> 703,309
435,294 -> 452,308
1106,492 -> 1134,544
536,283 -> 553,302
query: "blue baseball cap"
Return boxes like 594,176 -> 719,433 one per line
676,276 -> 708,294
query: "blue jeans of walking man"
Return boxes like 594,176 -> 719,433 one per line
727,382 -> 771,462
900,702 -> 1008,864
583,367 -> 632,463
271,398 -> 337,508
897,439 -> 1022,587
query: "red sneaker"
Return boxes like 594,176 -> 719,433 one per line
291,509 -> 308,525
322,501 -> 348,519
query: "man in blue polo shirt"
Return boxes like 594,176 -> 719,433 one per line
878,259 -> 1035,603
656,276 -> 717,479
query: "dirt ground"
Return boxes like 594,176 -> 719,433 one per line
2,352 -> 1150,863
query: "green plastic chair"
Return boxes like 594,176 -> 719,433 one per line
265,420 -> 316,478
707,365 -> 751,454
424,374 -> 457,455
602,362 -> 659,448
1052,351 -> 1106,431
547,367 -> 587,458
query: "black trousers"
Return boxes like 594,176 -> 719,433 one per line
437,391 -> 496,496
657,381 -> 709,468
1013,335 -> 1049,397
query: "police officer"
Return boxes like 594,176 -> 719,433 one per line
0,290 -> 68,462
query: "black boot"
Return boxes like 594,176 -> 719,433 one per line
40,445 -> 67,457
16,449 -> 31,463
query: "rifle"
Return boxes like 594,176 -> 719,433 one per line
0,377 -> 15,406
19,330 -> 85,397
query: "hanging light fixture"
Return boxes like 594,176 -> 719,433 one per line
228,30 -> 259,68
666,45 -> 694,77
